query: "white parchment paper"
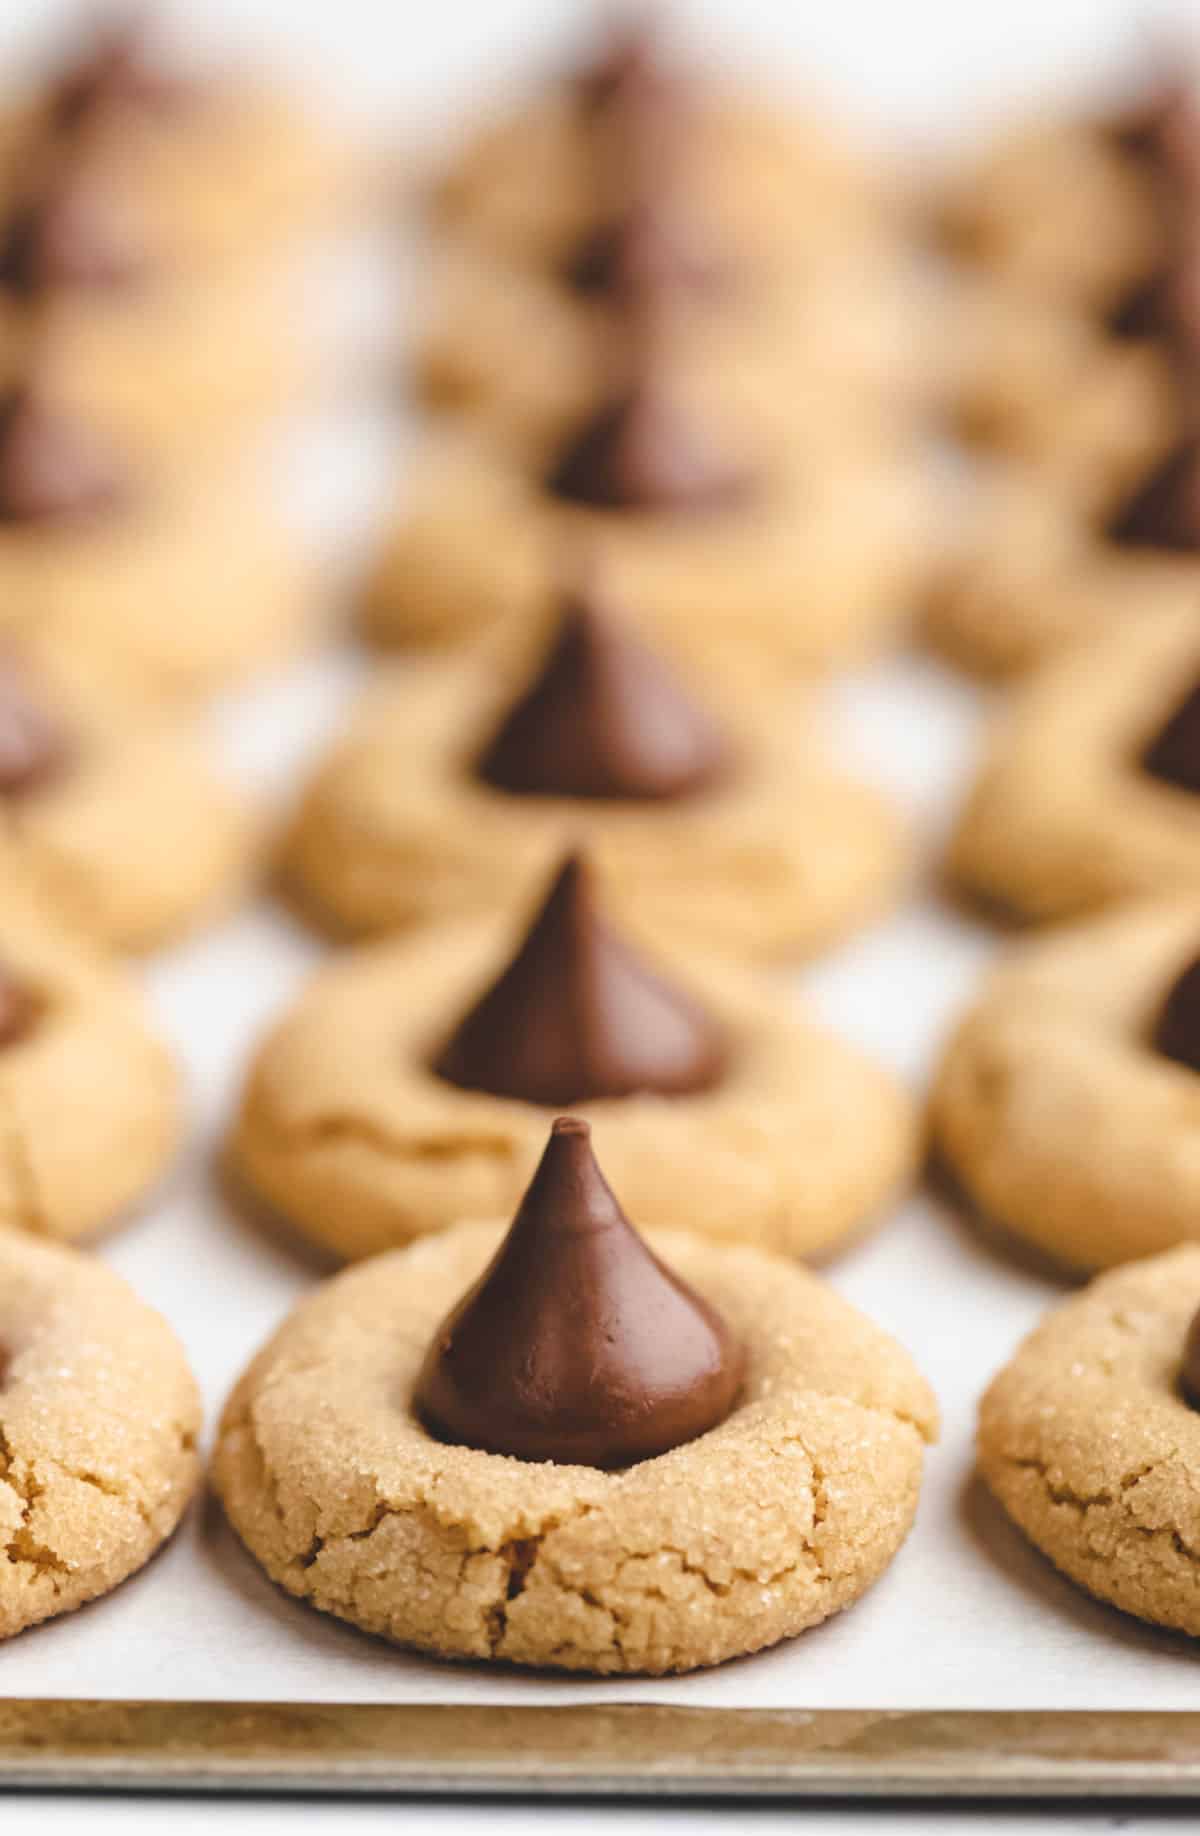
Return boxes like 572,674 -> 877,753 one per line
3,0 -> 1200,1718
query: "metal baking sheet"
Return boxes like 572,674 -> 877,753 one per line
4,0 -> 1200,1804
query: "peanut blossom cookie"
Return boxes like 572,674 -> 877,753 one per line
233,852 -> 918,1262
363,346 -> 927,677
0,639 -> 254,951
285,567 -> 905,958
0,152 -> 307,468
950,606 -> 1200,918
433,20 -> 887,275
215,1116 -> 937,1674
928,405 -> 1200,680
931,896 -> 1200,1270
943,280 -> 1176,509
6,17 -> 351,272
0,881 -> 179,1242
0,381 -> 309,700
938,70 -> 1199,314
0,1232 -> 200,1639
420,36 -> 918,445
979,1246 -> 1200,1636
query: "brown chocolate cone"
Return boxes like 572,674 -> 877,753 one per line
50,15 -> 196,132
576,16 -> 663,110
432,853 -> 728,1107
1156,952 -> 1200,1074
476,572 -> 731,801
0,656 -> 74,795
1142,676 -> 1200,793
0,166 -> 149,298
564,194 -> 734,305
415,1115 -> 744,1466
0,384 -> 131,525
546,369 -> 757,513
1107,437 -> 1200,551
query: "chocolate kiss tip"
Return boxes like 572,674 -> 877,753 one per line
414,1115 -> 745,1467
432,851 -> 728,1108
546,375 -> 757,515
475,579 -> 730,801
0,385 -> 131,525
1106,438 -> 1200,554
51,15 -> 196,131
1153,952 -> 1200,1075
1142,675 -> 1200,794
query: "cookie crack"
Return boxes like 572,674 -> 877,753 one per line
1002,1450 -> 1200,1559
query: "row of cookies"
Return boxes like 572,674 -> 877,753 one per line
933,54 -> 1200,676
0,19 -> 946,1673
235,19 -> 933,1259
6,27 -> 1200,1677
0,19 -> 364,955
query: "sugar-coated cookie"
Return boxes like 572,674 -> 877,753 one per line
284,579 -> 906,959
233,854 -> 918,1262
933,897 -> 1200,1271
0,385 -> 311,701
216,1119 -> 936,1674
979,1246 -> 1200,1636
0,637 -> 256,951
950,606 -> 1200,918
0,1231 -> 200,1639
361,381 -> 928,679
0,878 -> 180,1242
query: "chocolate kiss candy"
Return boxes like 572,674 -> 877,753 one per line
51,17 -> 196,131
546,373 -> 758,513
1182,1301 -> 1200,1408
476,577 -> 731,801
1107,437 -> 1200,552
564,195 -> 734,305
415,1115 -> 745,1466
0,658 -> 74,795
0,170 -> 149,298
1142,675 -> 1200,793
0,386 -> 131,525
576,18 -> 663,110
433,852 -> 728,1107
0,970 -> 38,1049
1153,953 -> 1200,1074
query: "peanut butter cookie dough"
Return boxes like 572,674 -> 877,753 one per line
0,638 -> 256,952
979,1246 -> 1200,1636
0,384 -> 311,701
931,896 -> 1200,1271
233,855 -> 918,1262
0,879 -> 180,1242
284,577 -> 906,958
215,1119 -> 937,1674
361,376 -> 928,677
0,1231 -> 201,1640
950,606 -> 1200,918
